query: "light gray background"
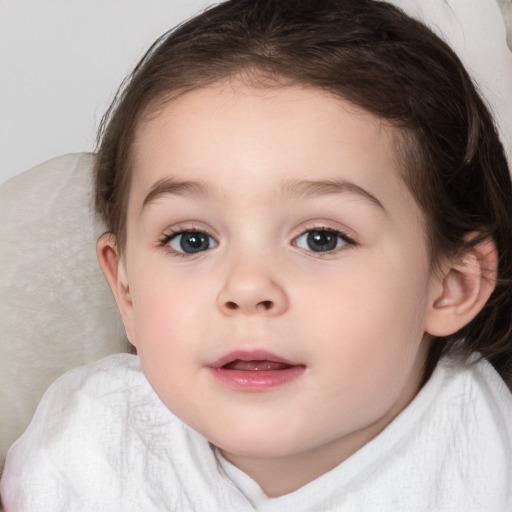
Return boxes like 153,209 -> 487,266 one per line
0,0 -> 218,186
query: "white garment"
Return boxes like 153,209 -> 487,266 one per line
1,353 -> 511,511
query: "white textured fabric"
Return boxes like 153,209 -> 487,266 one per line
386,0 -> 512,169
1,354 -> 511,511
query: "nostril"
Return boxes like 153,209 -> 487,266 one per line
221,299 -> 277,313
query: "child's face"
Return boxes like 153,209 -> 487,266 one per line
117,81 -> 444,474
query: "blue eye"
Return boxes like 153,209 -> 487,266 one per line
167,231 -> 218,254
294,229 -> 349,253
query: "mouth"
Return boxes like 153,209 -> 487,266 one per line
223,359 -> 293,371
208,350 -> 306,392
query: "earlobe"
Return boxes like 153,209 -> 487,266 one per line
425,238 -> 497,337
96,233 -> 135,343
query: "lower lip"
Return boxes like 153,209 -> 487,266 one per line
208,365 -> 306,392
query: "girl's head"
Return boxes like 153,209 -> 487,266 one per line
95,0 -> 512,385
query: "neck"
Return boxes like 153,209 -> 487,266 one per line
221,439 -> 359,497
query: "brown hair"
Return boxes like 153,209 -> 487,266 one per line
95,0 -> 512,380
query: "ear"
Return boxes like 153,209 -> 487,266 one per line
424,238 -> 497,337
96,233 -> 136,344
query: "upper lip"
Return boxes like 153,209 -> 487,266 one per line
208,350 -> 302,369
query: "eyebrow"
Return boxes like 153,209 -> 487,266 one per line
141,177 -> 217,211
280,178 -> 385,210
141,176 -> 385,212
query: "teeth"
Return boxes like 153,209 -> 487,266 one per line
224,360 -> 290,371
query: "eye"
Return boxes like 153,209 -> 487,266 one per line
294,229 -> 351,253
165,231 -> 218,254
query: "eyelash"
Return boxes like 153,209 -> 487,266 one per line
158,227 -> 218,257
292,226 -> 357,255
158,225 -> 357,257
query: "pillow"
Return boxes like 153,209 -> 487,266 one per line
0,153 -> 129,466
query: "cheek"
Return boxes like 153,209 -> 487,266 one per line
297,254 -> 430,374
131,283 -> 197,345
127,258 -> 217,371
129,277 -> 203,407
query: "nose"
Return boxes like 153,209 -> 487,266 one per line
216,261 -> 289,316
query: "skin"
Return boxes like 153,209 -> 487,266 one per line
98,81 -> 496,497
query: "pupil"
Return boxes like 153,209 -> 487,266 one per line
181,232 -> 209,253
307,231 -> 336,252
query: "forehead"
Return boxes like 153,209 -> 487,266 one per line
129,81 -> 413,214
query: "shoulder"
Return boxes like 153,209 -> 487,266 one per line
436,356 -> 512,424
7,353 -> 177,448
0,354 -> 185,510
53,352 -> 147,392
426,356 -> 512,448
420,357 -> 512,508
19,354 -> 153,429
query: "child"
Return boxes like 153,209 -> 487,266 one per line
2,0 -> 512,509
